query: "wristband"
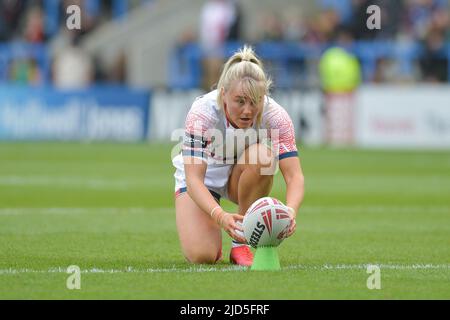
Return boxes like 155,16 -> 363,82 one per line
217,211 -> 229,227
209,206 -> 221,218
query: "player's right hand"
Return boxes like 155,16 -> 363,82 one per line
218,212 -> 246,243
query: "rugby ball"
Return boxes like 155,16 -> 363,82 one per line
243,197 -> 291,248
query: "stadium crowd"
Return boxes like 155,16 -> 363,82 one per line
197,0 -> 449,87
274,0 -> 450,83
0,0 -> 449,88
0,0 -> 153,88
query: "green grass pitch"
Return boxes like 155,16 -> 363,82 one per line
0,142 -> 449,299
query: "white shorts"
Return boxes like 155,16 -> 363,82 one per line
172,154 -> 233,201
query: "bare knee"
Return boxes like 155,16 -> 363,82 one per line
184,250 -> 221,265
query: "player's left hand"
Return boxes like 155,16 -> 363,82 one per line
285,207 -> 297,238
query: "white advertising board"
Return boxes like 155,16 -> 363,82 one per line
150,90 -> 324,145
356,86 -> 450,149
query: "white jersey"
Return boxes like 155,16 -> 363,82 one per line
173,90 -> 298,199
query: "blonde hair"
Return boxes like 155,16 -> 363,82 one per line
217,45 -> 272,127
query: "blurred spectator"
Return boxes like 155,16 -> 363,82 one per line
52,34 -> 93,89
333,26 -> 355,47
315,8 -> 341,43
258,12 -> 284,41
302,17 -> 325,44
319,47 -> 361,93
9,57 -> 41,85
420,27 -> 448,82
406,0 -> 450,82
373,58 -> 400,83
227,0 -> 242,41
405,0 -> 448,40
319,0 -> 353,27
108,50 -> 128,84
199,0 -> 240,90
377,0 -> 405,40
0,0 -> 26,41
200,0 -> 239,54
23,5 -> 45,43
283,12 -> 306,42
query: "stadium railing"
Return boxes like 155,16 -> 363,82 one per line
168,40 -> 450,89
1,40 -> 448,89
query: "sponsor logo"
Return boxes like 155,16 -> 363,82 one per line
249,221 -> 265,247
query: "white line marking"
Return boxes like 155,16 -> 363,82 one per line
0,264 -> 448,275
283,264 -> 450,271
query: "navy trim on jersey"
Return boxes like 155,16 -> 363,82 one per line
182,150 -> 207,159
209,190 -> 221,203
179,187 -> 187,193
184,133 -> 209,149
279,151 -> 298,160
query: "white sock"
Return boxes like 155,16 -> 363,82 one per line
232,221 -> 248,248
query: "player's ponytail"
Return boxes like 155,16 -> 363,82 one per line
217,45 -> 272,127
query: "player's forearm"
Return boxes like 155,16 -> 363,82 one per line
285,173 -> 304,217
186,177 -> 221,216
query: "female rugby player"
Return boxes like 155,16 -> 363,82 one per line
173,46 -> 304,266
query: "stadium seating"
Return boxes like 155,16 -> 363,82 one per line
168,40 -> 450,89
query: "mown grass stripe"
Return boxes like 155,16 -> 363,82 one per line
0,206 -> 448,215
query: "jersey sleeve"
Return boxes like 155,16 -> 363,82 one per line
264,100 -> 298,160
182,98 -> 217,162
